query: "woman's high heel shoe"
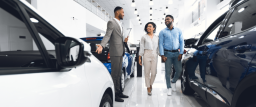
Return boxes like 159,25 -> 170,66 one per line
147,88 -> 152,96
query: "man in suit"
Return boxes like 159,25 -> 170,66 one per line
96,6 -> 129,102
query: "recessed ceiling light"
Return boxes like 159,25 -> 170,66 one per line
149,7 -> 153,13
165,7 -> 169,12
150,14 -> 153,19
131,0 -> 135,7
168,0 -> 173,4
149,0 -> 154,6
134,9 -> 138,14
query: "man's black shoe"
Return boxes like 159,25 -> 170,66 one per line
115,96 -> 124,102
119,93 -> 129,98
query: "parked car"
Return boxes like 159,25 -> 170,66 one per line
80,37 -> 136,92
181,0 -> 256,107
0,0 -> 114,107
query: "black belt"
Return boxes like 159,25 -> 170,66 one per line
164,49 -> 178,52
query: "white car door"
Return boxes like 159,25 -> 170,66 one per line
0,1 -> 92,106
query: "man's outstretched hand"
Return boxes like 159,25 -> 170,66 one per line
96,44 -> 103,54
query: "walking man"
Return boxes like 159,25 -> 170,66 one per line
159,15 -> 184,96
96,6 -> 129,102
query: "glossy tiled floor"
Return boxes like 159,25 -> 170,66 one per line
114,63 -> 210,107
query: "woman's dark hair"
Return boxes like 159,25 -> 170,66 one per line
144,22 -> 156,34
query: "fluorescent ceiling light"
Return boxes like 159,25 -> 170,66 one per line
168,0 -> 173,4
149,0 -> 153,5
238,8 -> 244,13
228,24 -> 233,27
134,9 -> 138,14
238,6 -> 247,13
149,8 -> 153,13
30,18 -> 39,23
165,7 -> 169,12
131,0 -> 135,7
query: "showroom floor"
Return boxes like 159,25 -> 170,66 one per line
114,63 -> 210,107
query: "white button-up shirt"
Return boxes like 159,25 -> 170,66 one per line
114,18 -> 122,33
139,34 -> 159,56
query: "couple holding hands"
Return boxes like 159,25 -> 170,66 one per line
138,15 -> 184,96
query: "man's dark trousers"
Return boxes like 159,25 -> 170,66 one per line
111,56 -> 123,95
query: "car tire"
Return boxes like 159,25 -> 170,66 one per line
120,70 -> 125,92
99,93 -> 113,107
236,86 -> 256,107
181,67 -> 195,95
131,62 -> 135,77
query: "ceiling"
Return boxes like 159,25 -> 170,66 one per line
94,0 -> 185,26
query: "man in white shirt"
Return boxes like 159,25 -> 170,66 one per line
96,6 -> 129,102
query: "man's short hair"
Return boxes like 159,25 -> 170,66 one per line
165,15 -> 174,20
114,6 -> 123,13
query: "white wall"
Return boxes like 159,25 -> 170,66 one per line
31,0 -> 87,38
86,9 -> 107,32
177,0 -> 229,39
86,31 -> 97,37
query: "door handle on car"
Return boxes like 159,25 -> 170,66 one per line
234,45 -> 252,52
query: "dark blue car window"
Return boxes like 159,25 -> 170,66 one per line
220,0 -> 256,38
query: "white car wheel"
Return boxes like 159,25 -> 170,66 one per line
102,102 -> 111,107
100,94 -> 113,107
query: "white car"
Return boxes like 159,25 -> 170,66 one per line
0,0 -> 114,107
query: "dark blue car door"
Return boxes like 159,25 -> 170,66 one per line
203,0 -> 256,106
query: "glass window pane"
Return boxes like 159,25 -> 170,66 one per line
220,0 -> 256,38
0,3 -> 45,67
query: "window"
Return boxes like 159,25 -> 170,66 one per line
0,2 -> 45,68
201,24 -> 220,44
219,0 -> 256,38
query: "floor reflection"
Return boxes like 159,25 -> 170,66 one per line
114,63 -> 210,107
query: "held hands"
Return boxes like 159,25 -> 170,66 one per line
178,54 -> 183,61
161,56 -> 167,62
96,44 -> 103,54
124,36 -> 129,42
139,56 -> 142,66
139,59 -> 142,66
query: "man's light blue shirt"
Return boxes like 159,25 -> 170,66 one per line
159,27 -> 184,55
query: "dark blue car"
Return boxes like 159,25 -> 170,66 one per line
181,0 -> 256,107
81,37 -> 135,92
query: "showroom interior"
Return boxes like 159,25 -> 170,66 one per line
0,0 -> 256,107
